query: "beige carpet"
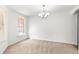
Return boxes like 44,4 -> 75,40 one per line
4,39 -> 78,54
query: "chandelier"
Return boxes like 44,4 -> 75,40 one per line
38,5 -> 50,19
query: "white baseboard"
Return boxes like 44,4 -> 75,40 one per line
8,35 -> 29,46
30,37 -> 77,45
0,40 -> 8,54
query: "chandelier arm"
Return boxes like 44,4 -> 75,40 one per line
38,5 -> 49,19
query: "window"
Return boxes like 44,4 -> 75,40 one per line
18,15 -> 25,35
0,10 -> 4,31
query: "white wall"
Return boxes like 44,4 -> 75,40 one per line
7,8 -> 29,45
0,6 -> 8,53
29,12 -> 77,45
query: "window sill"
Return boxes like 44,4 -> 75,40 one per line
18,33 -> 26,36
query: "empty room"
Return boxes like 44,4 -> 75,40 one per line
0,5 -> 78,54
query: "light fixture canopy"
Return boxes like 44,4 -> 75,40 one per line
38,5 -> 50,19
